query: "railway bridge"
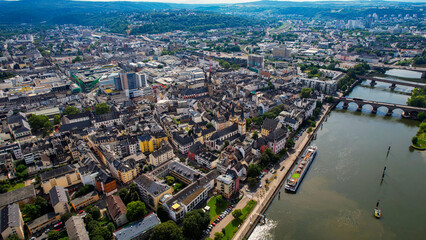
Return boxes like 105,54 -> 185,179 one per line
335,97 -> 426,119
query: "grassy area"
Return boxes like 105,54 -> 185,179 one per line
412,132 -> 426,149
8,182 -> 25,192
206,196 -> 229,221
412,122 -> 426,150
223,200 -> 257,240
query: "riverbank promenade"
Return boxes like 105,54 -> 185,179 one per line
232,103 -> 334,240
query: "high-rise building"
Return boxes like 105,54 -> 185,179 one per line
272,47 -> 292,59
115,72 -> 149,98
247,54 -> 264,70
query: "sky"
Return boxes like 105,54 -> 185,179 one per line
75,0 -> 357,4
75,0 -> 426,4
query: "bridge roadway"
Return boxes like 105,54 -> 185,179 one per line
370,63 -> 426,73
358,76 -> 425,89
335,97 -> 426,118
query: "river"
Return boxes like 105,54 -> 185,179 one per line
249,69 -> 426,240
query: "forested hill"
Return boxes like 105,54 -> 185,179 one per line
0,0 -> 174,23
0,0 -> 262,34
130,11 -> 262,34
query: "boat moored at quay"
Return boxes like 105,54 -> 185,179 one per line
285,146 -> 317,193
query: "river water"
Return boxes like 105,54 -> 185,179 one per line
249,70 -> 426,240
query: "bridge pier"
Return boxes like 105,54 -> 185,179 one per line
402,111 -> 410,119
389,83 -> 396,91
370,80 -> 377,87
356,105 -> 363,112
372,106 -> 378,114
422,72 -> 426,79
342,102 -> 349,109
386,108 -> 393,116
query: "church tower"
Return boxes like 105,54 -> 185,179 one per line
238,110 -> 246,135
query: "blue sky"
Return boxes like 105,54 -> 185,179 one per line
75,0 -> 359,4
75,0 -> 426,4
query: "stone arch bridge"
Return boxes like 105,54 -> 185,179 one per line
335,97 -> 426,119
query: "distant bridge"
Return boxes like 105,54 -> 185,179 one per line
370,64 -> 426,78
358,76 -> 426,89
335,97 -> 426,119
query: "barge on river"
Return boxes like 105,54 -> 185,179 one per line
285,146 -> 317,193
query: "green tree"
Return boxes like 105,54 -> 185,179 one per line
219,60 -> 230,69
326,96 -> 334,103
28,114 -> 50,131
214,232 -> 225,240
252,131 -> 258,140
91,236 -> 104,240
85,205 -> 101,220
417,112 -> 426,121
231,64 -> 240,71
247,164 -> 261,178
74,184 -> 94,198
118,188 -> 128,202
72,56 -> 82,63
407,87 -> 426,107
307,127 -> 313,134
248,177 -> 257,188
165,176 -> 175,186
122,183 -> 140,204
286,139 -> 295,149
90,227 -> 111,240
156,205 -> 170,222
301,88 -> 312,98
260,152 -> 270,166
7,234 -> 20,240
126,201 -> 147,222
149,220 -> 184,240
106,222 -> 115,232
61,212 -> 73,223
224,140 -> 230,147
63,106 -> 80,115
47,230 -> 61,240
206,122 -> 213,129
412,136 -> 418,145
35,196 -> 49,209
54,115 -> 61,125
95,103 -> 110,115
22,204 -> 40,221
87,220 -> 101,232
182,209 -> 210,239
232,209 -> 243,219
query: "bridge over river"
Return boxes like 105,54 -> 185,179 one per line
334,97 -> 426,119
357,76 -> 426,89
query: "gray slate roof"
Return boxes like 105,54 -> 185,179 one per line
49,186 -> 68,206
0,204 -> 21,232
113,213 -> 160,240
133,175 -> 170,197
0,185 -> 36,208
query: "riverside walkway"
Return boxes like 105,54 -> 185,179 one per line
232,103 -> 335,240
